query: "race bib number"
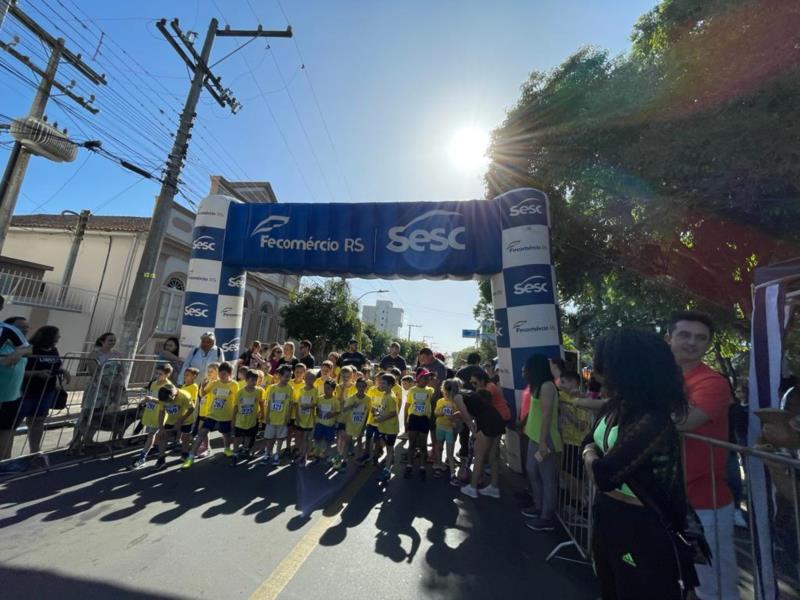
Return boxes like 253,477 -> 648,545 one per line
300,405 -> 311,415
165,404 -> 179,415
240,404 -> 254,416
271,401 -> 284,412
320,404 -> 331,415
414,403 -> 426,414
212,398 -> 226,410
146,400 -> 158,411
442,406 -> 453,416
352,411 -> 365,423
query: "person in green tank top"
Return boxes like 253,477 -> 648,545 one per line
520,353 -> 561,532
581,328 -> 696,600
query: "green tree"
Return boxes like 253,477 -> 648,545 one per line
401,340 -> 428,368
480,0 -> 800,360
362,323 -> 394,360
280,280 -> 359,356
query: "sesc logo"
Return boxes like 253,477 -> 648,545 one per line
386,210 -> 466,253
184,302 -> 210,318
221,337 -> 240,353
494,320 -> 504,339
251,215 -> 290,236
508,197 -> 544,218
192,235 -> 217,252
227,274 -> 245,289
513,275 -> 549,295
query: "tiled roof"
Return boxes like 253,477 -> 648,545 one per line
11,214 -> 152,233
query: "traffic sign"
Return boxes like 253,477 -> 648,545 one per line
462,329 -> 478,338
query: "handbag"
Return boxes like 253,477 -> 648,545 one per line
628,478 -> 712,566
53,375 -> 68,411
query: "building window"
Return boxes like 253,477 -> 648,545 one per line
257,302 -> 276,343
155,276 -> 185,334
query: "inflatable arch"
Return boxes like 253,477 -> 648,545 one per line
180,188 -> 561,417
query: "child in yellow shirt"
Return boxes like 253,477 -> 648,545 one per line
435,378 -> 461,484
231,369 -> 264,464
293,371 -> 318,465
263,365 -> 293,466
337,377 -> 370,470
183,362 -> 238,468
313,379 -> 340,462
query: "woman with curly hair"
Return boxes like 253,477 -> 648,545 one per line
582,328 -> 698,599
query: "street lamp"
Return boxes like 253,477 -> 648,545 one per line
355,289 -> 388,349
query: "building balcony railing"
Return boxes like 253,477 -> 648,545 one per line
0,270 -> 97,313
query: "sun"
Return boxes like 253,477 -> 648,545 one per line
447,126 -> 489,171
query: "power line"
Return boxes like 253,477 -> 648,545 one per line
28,151 -> 93,213
275,0 -> 356,203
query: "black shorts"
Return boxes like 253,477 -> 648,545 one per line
0,399 -> 21,430
235,425 -> 258,438
407,414 -> 431,433
164,422 -> 192,434
201,417 -> 232,434
335,422 -> 346,431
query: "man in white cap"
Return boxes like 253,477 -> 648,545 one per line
178,331 -> 225,385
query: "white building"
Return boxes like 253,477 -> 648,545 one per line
362,299 -> 404,337
0,177 -> 299,357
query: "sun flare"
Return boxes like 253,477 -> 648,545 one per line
447,126 -> 489,171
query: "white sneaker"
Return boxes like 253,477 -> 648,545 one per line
460,484 -> 478,498
478,484 -> 500,498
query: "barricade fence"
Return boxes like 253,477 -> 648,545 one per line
0,355 -> 166,472
543,409 -> 800,600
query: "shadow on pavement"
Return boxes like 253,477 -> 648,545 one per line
0,565 -> 187,600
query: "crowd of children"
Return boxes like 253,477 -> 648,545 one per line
130,358 -> 468,485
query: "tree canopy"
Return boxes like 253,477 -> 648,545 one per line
482,0 -> 800,359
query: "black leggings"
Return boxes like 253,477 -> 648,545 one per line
592,493 -> 685,600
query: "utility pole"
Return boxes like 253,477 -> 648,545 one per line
59,209 -> 91,300
118,18 -> 291,359
407,323 -> 421,341
0,3 -> 105,251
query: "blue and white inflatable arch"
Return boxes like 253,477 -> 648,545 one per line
181,188 -> 561,419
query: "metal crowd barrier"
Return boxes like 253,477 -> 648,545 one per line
0,355 -> 165,474
682,432 -> 800,600
547,405 -> 596,565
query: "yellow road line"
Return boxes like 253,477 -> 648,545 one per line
249,466 -> 374,600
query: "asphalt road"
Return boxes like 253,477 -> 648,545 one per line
0,444 -> 598,600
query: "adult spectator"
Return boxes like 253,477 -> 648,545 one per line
157,337 -> 182,378
668,311 -> 738,600
484,358 -> 500,385
298,339 -> 316,369
583,328 -> 697,599
455,381 -> 505,499
380,341 -> 408,373
267,344 -> 283,374
20,326 -> 68,454
338,339 -> 367,371
68,332 -> 125,454
178,331 -> 225,385
418,348 -> 447,383
0,316 -> 31,460
278,341 -> 299,369
238,340 -> 267,374
456,353 -> 483,391
521,354 -> 561,532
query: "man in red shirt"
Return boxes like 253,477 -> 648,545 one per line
667,311 -> 739,600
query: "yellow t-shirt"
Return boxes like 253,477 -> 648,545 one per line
265,384 -> 293,426
148,379 -> 170,396
199,377 -> 218,416
344,393 -> 370,437
235,387 -> 263,429
337,382 -> 356,422
434,398 -> 457,430
558,390 -> 591,446
290,379 -> 306,396
368,392 -> 399,434
141,397 -> 164,428
367,386 -> 382,399
407,386 -> 433,417
236,379 -> 248,390
294,387 -> 318,429
259,372 -> 274,387
181,382 -> 199,407
163,389 -> 193,426
204,380 -> 238,422
315,395 -> 340,427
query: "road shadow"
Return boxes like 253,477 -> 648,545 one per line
0,564 -> 188,600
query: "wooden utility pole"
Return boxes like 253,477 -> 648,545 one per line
118,18 -> 291,359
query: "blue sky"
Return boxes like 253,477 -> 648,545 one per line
1,0 -> 656,353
